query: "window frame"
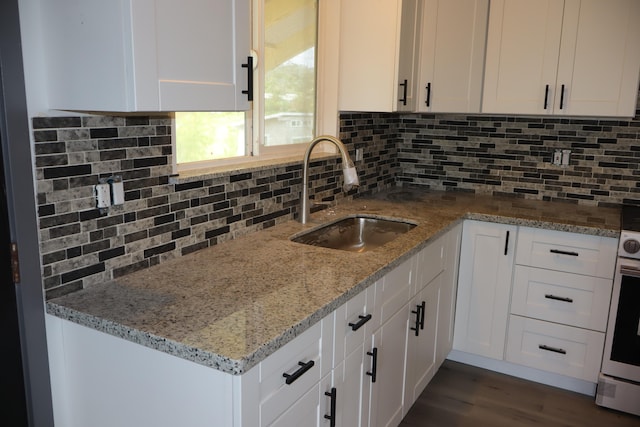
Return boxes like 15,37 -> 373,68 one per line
172,0 -> 340,175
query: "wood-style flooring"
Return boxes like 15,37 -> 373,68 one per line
400,360 -> 640,427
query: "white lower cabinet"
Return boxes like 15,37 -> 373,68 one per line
368,302 -> 410,427
46,225 -> 461,427
453,220 -> 517,360
404,273 -> 441,412
451,221 -> 617,395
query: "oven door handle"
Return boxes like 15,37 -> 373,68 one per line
620,265 -> 640,277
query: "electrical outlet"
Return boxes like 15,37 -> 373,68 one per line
94,183 -> 111,208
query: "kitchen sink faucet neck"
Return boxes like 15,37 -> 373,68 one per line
300,135 -> 359,224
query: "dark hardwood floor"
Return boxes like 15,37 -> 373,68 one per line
400,360 -> 640,427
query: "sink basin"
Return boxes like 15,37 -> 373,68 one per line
291,215 -> 416,253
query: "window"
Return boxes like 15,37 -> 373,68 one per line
175,0 -> 337,172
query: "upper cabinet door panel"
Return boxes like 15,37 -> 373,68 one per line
154,0 -> 250,111
482,0 -> 565,115
556,0 -> 640,117
44,0 -> 250,112
417,0 -> 489,113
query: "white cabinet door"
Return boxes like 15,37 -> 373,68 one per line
555,0 -> 640,117
338,0 -> 421,112
483,0 -> 640,117
403,273 -> 441,414
453,220 -> 517,360
334,337 -> 373,427
368,303 -> 409,427
44,0 -> 250,112
416,0 -> 488,113
482,0 -> 565,115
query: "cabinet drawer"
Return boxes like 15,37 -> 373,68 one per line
336,287 -> 375,363
511,266 -> 612,332
374,257 -> 413,328
259,321 -> 329,425
515,227 -> 618,278
506,315 -> 605,382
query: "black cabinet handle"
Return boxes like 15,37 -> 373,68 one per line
410,303 -> 423,336
425,82 -> 431,107
545,294 -> 574,303
366,347 -> 378,383
550,249 -> 579,257
544,84 -> 549,109
419,300 -> 426,330
559,84 -> 565,109
324,387 -> 337,427
348,314 -> 372,331
399,79 -> 408,105
241,56 -> 254,101
539,344 -> 566,355
283,360 -> 314,385
504,230 -> 510,256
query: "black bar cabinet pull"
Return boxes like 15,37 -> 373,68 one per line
550,249 -> 579,257
543,84 -> 549,109
559,84 -> 565,109
366,347 -> 378,383
283,360 -> 315,385
241,56 -> 254,101
545,294 -> 574,303
425,82 -> 431,107
324,387 -> 337,427
399,79 -> 408,105
539,344 -> 567,355
419,300 -> 426,330
504,230 -> 510,256
349,314 -> 372,331
410,303 -> 423,336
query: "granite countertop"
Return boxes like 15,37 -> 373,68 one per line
46,189 -> 621,375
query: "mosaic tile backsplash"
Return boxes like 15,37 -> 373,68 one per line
33,114 -> 398,299
34,99 -> 639,298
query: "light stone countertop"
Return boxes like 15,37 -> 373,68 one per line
46,189 -> 621,375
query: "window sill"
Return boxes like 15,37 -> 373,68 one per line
169,152 -> 339,184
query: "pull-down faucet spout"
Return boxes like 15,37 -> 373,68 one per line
299,135 -> 359,224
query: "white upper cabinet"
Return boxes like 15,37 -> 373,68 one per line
43,0 -> 251,112
416,0 -> 489,113
483,0 -> 640,117
338,0 -> 421,112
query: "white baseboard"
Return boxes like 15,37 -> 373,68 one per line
447,350 -> 597,396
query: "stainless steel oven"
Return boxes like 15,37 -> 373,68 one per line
596,207 -> 640,416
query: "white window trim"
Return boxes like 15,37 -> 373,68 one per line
172,0 -> 341,176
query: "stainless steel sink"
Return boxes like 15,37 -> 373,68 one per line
291,215 -> 416,253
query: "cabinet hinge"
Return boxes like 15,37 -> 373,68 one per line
11,242 -> 20,283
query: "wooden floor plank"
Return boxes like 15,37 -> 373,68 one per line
400,360 -> 640,427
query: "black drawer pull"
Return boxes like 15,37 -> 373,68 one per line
419,300 -> 426,330
324,387 -> 337,427
349,314 -> 372,331
366,347 -> 378,383
425,82 -> 431,107
539,344 -> 566,355
550,249 -> 579,257
283,360 -> 315,385
545,294 -> 573,303
559,84 -> 565,109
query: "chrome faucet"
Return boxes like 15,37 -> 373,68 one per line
299,135 -> 359,224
